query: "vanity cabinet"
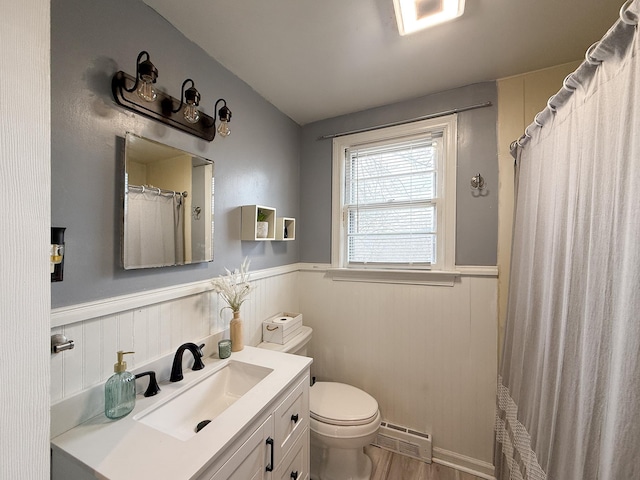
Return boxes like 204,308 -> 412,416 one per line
209,416 -> 273,480
200,374 -> 310,480
274,431 -> 309,480
51,348 -> 311,480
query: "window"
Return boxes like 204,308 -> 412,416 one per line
332,115 -> 457,274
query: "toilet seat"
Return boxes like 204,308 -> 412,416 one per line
310,382 -> 379,426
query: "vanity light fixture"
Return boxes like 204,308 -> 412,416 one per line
173,79 -> 201,124
197,98 -> 232,136
112,51 -> 232,142
133,51 -> 158,102
393,0 -> 465,36
215,99 -> 232,137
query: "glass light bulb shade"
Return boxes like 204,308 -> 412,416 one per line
136,79 -> 156,102
183,104 -> 200,124
217,120 -> 230,137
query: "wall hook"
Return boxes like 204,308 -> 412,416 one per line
470,173 -> 485,190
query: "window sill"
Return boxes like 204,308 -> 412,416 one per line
325,267 -> 460,286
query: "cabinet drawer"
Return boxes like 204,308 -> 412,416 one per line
208,416 -> 272,480
274,375 -> 309,466
274,427 -> 309,480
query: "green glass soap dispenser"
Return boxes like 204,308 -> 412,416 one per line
105,351 -> 136,419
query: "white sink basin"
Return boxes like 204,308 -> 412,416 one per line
135,360 -> 273,440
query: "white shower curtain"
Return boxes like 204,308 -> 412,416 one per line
496,2 -> 640,479
124,190 -> 184,268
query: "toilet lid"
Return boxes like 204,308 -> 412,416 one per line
310,382 -> 379,426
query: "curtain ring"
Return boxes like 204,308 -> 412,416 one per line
620,0 -> 638,25
547,95 -> 557,113
524,126 -> 533,139
510,140 -> 518,151
562,74 -> 577,91
516,136 -> 525,148
534,113 -> 544,127
585,42 -> 602,65
141,185 -> 145,193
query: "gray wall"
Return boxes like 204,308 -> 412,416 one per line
52,0 -> 499,308
299,83 -> 498,266
51,0 -> 301,308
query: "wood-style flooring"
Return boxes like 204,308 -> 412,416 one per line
365,445 -> 485,480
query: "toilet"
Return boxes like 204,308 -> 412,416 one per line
258,326 -> 381,480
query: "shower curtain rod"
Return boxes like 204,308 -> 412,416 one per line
317,101 -> 493,140
510,0 -> 639,158
128,184 -> 188,198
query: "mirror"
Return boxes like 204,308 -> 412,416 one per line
123,133 -> 214,269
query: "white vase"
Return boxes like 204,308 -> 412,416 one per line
256,221 -> 269,238
230,311 -> 244,352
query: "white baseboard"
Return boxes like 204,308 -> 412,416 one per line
432,447 -> 496,479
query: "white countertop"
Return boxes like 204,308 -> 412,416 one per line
51,347 -> 312,480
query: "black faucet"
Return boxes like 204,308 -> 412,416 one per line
170,342 -> 205,382
134,371 -> 161,397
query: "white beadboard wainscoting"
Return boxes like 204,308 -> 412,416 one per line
50,265 -> 300,435
297,265 -> 498,478
50,263 -> 497,478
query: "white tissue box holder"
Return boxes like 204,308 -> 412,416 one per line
262,312 -> 303,345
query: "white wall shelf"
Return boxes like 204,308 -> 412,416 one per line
241,205 -> 276,241
275,217 -> 296,241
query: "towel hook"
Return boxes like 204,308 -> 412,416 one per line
470,173 -> 485,190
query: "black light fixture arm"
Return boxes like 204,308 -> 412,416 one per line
172,78 -> 199,113
216,98 -> 231,127
124,50 -> 154,94
201,98 -> 228,129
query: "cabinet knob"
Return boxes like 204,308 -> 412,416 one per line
291,413 -> 299,423
290,471 -> 299,480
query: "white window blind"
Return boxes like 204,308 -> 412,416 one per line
344,132 -> 442,267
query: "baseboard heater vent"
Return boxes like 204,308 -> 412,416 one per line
372,422 -> 432,463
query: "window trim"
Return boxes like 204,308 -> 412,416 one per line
331,115 -> 457,275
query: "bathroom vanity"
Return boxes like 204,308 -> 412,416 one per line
51,347 -> 312,480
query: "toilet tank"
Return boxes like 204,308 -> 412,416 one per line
257,326 -> 313,356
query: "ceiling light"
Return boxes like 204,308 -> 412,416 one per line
393,0 -> 465,36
